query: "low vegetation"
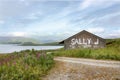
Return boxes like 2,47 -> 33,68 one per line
53,39 -> 120,61
0,38 -> 119,79
0,49 -> 54,80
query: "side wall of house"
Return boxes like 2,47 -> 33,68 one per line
64,33 -> 105,49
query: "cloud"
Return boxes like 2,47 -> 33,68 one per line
0,0 -> 120,41
87,27 -> 105,34
108,29 -> 120,38
19,0 -> 30,6
80,0 -> 120,10
95,12 -> 120,27
0,1 -> 26,19
0,31 -> 28,37
99,11 -> 120,19
0,20 -> 4,24
27,18 -> 70,33
25,12 -> 43,20
0,0 -> 43,20
54,1 -> 82,18
10,32 -> 26,37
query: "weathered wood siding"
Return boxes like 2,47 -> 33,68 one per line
61,30 -> 106,49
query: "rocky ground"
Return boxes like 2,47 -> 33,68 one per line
42,57 -> 120,80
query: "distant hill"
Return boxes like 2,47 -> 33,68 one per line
106,38 -> 120,47
39,42 -> 63,46
0,36 -> 40,44
1,36 -> 119,46
20,42 -> 63,46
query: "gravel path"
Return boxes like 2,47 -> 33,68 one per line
54,57 -> 120,68
42,57 -> 120,80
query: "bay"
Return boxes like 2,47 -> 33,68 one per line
0,44 -> 63,53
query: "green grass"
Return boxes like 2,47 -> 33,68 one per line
0,49 -> 54,80
53,39 -> 120,61
0,38 -> 120,79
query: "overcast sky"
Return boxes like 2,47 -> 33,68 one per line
0,0 -> 120,41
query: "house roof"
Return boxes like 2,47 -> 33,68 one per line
59,30 -> 105,44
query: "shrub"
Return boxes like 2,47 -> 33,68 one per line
0,50 -> 54,80
53,47 -> 120,61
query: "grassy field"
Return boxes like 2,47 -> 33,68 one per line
0,49 -> 54,80
53,38 -> 120,61
0,38 -> 119,79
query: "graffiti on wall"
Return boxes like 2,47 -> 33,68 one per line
70,38 -> 99,46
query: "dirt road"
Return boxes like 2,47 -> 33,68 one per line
43,57 -> 120,80
54,57 -> 120,68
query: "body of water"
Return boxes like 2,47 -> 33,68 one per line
0,44 -> 63,53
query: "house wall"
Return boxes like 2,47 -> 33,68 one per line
64,32 -> 105,49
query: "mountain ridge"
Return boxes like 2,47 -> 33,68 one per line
0,36 -> 40,44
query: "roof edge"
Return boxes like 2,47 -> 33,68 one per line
59,30 -> 105,44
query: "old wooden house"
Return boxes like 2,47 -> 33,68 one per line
59,30 -> 106,49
